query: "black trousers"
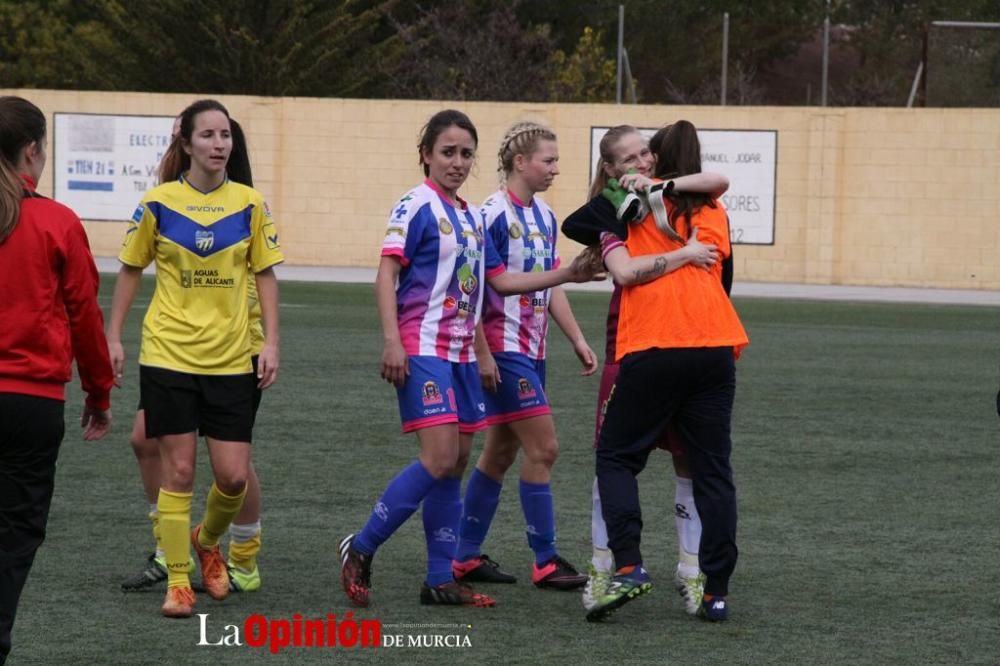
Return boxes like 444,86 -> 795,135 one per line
0,394 -> 65,665
596,347 -> 738,596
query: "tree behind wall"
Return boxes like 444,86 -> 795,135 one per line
377,1 -> 555,101
2,0 -> 395,97
0,0 -> 117,89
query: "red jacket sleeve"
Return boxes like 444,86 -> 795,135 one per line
60,216 -> 114,410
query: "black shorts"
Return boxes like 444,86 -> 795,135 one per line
139,365 -> 257,442
138,356 -> 264,422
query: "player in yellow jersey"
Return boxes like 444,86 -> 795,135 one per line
107,99 -> 284,618
120,278 -> 266,594
121,116 -> 265,597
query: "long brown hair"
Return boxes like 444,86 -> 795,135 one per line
158,99 -> 253,187
0,96 -> 46,244
589,125 -> 638,198
653,120 -> 716,236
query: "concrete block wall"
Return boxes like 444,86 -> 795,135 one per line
6,89 -> 998,289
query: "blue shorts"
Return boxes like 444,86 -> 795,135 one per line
484,352 -> 551,425
397,356 -> 487,434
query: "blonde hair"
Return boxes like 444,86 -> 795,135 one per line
497,121 -> 557,185
589,124 -> 639,198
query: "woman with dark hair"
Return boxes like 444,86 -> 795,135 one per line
0,96 -> 114,663
585,119 -> 747,623
564,125 -> 729,615
339,109 -> 596,609
107,99 -> 284,619
120,113 -> 267,596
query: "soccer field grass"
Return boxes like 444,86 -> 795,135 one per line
12,280 -> 999,665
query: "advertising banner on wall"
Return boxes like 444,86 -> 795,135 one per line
53,113 -> 175,221
590,127 -> 778,245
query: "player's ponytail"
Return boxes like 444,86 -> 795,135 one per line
0,96 -> 46,244
653,120 -> 715,235
226,119 -> 253,188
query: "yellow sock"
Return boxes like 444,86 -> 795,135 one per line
157,489 -> 193,588
198,483 -> 247,549
227,524 -> 261,571
148,507 -> 162,554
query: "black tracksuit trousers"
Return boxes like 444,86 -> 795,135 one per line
596,346 -> 738,596
0,394 -> 65,665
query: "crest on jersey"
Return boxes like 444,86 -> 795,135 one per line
195,230 -> 214,252
422,381 -> 443,406
438,218 -> 453,235
457,263 -> 478,295
509,222 -> 522,239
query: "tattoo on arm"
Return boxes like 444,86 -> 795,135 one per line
632,256 -> 668,282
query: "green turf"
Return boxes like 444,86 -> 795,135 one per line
11,280 -> 1000,664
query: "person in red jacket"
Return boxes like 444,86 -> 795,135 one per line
0,96 -> 114,665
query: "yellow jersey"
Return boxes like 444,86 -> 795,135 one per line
247,273 -> 264,355
120,176 -> 283,374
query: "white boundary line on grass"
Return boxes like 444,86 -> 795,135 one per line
93,257 -> 1000,307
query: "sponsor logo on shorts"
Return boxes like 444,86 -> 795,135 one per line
422,381 -> 443,406
517,378 -> 536,399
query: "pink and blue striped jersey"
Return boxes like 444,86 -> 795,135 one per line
480,189 -> 561,360
381,180 -> 502,362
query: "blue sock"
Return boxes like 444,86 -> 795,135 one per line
520,479 -> 557,565
455,469 -> 503,562
354,461 -> 436,555
422,476 -> 462,587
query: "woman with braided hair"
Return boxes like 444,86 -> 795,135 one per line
451,121 -> 595,591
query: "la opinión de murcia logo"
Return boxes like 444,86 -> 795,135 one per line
197,614 -> 472,653
198,613 -> 380,653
